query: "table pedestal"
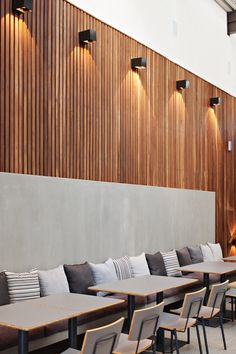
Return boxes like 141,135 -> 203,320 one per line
18,330 -> 28,354
68,317 -> 77,349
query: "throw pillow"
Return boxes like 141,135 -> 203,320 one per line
38,265 -> 70,297
160,250 -> 182,277
145,252 -> 167,276
0,272 -> 10,305
5,270 -> 40,303
89,258 -> 118,296
129,253 -> 150,277
176,247 -> 192,267
188,245 -> 204,264
200,244 -> 214,262
112,256 -> 133,280
64,262 -> 95,294
207,242 -> 223,261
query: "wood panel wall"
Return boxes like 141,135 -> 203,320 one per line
0,0 -> 236,254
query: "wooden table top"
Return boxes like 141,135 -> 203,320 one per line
224,256 -> 236,262
226,288 -> 236,298
0,293 -> 124,331
89,275 -> 198,297
178,261 -> 236,275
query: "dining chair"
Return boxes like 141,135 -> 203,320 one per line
113,301 -> 165,354
172,281 -> 229,354
61,317 -> 124,354
226,287 -> 236,321
160,287 -> 206,354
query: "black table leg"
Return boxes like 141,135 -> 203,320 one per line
127,295 -> 135,328
18,330 -> 28,354
221,274 -> 226,314
203,273 -> 210,305
156,291 -> 164,304
156,292 -> 165,352
68,317 -> 77,349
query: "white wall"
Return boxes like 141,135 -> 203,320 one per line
68,0 -> 236,97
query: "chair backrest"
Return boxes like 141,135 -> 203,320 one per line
80,317 -> 124,354
207,280 -> 229,310
128,301 -> 165,341
180,287 -> 206,319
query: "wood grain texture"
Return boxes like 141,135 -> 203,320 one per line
0,0 -> 236,254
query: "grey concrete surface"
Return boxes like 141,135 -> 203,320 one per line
0,173 -> 215,272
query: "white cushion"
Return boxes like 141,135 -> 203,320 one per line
5,270 -> 40,303
89,258 -> 118,296
129,253 -> 150,277
160,250 -> 182,277
207,242 -> 223,261
200,244 -> 214,262
38,265 -> 70,297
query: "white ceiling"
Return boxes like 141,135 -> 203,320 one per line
69,0 -> 236,97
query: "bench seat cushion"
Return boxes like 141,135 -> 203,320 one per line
183,272 -> 220,284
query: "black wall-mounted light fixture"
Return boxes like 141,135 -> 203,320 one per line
131,57 -> 147,70
176,79 -> 190,90
210,97 -> 222,107
12,0 -> 33,13
79,29 -> 97,44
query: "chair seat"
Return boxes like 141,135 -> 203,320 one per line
199,306 -> 219,319
113,333 -> 152,354
171,306 -> 219,319
61,349 -> 80,354
160,312 -> 196,332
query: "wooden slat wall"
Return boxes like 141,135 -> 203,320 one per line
0,0 -> 236,254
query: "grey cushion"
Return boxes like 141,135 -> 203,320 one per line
0,272 -> 9,306
89,258 -> 118,296
145,252 -> 167,276
176,247 -> 192,267
188,245 -> 203,264
64,263 -> 95,295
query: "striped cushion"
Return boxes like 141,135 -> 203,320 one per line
112,256 -> 132,280
5,270 -> 40,303
161,250 -> 182,277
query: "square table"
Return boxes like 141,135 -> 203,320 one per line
89,275 -> 198,326
89,275 -> 198,353
178,261 -> 236,298
0,293 -> 124,354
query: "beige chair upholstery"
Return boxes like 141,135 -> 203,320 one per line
114,302 -> 164,354
160,288 -> 206,354
172,281 -> 229,354
172,281 -> 229,319
61,317 -> 124,354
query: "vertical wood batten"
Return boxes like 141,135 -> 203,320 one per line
0,0 -> 235,253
